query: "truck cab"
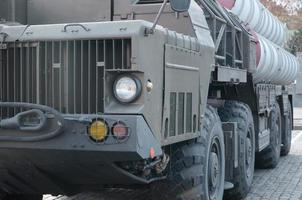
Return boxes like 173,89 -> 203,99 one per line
0,0 -> 297,199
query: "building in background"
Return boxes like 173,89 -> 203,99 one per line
295,52 -> 302,107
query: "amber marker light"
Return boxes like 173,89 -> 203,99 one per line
112,122 -> 129,141
88,120 -> 108,142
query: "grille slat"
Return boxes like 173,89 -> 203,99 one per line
13,44 -> 16,114
0,38 -> 131,118
0,49 -> 2,117
88,41 -> 91,114
6,48 -> 9,115
168,92 -> 193,138
96,40 -> 100,113
59,41 -> 63,112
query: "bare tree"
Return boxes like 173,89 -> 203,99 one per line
270,0 -> 302,15
287,28 -> 302,54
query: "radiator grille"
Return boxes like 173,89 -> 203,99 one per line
0,39 -> 132,117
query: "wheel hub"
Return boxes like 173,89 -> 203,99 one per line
209,152 -> 220,188
208,138 -> 223,200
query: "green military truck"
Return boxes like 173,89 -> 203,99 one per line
0,0 -> 299,199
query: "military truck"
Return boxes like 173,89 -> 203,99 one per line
0,0 -> 299,199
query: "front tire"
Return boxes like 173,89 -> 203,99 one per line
161,105 -> 225,200
218,101 -> 255,200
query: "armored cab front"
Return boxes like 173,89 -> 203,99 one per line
0,0 -> 299,200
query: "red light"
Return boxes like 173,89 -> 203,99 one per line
112,122 -> 128,140
150,147 -> 155,159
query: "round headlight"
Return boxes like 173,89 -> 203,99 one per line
113,75 -> 142,103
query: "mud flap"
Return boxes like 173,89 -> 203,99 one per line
222,122 -> 238,183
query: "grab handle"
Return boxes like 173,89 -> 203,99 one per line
62,24 -> 90,32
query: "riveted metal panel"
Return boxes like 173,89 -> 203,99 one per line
162,44 -> 204,145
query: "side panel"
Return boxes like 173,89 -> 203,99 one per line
256,84 -> 276,114
113,0 -> 195,36
162,45 -> 200,145
161,43 -> 213,145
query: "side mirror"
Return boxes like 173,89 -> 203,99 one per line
170,0 -> 191,12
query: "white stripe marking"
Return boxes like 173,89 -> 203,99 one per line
292,131 -> 302,144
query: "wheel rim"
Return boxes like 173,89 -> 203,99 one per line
245,129 -> 253,179
208,136 -> 223,200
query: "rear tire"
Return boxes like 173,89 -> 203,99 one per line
156,105 -> 225,200
281,100 -> 292,156
256,103 -> 282,169
218,101 -> 255,200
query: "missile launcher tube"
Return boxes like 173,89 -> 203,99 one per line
218,0 -> 299,85
254,34 -> 299,85
218,0 -> 285,46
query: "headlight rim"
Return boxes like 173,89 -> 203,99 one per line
113,74 -> 142,104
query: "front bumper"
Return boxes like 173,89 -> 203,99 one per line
0,103 -> 162,194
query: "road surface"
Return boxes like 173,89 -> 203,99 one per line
245,108 -> 302,200
245,130 -> 302,200
44,108 -> 302,200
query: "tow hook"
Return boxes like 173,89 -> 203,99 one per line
143,154 -> 170,175
0,109 -> 47,131
0,102 -> 65,142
